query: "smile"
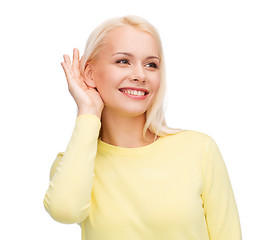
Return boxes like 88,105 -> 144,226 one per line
119,88 -> 149,95
121,89 -> 146,96
118,88 -> 149,100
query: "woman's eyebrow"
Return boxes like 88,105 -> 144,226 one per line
146,56 -> 160,61
112,52 -> 133,57
112,52 -> 159,61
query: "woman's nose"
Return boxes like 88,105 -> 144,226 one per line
131,65 -> 146,82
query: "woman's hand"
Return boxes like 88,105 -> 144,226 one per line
61,48 -> 104,119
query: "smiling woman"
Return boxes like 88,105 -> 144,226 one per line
82,25 -> 162,137
79,16 -> 181,142
43,15 -> 242,240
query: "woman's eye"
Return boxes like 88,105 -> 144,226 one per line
116,59 -> 129,64
145,62 -> 158,68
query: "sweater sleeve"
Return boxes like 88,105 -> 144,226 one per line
43,114 -> 101,224
201,137 -> 242,240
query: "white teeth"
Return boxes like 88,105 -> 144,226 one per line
122,90 -> 146,96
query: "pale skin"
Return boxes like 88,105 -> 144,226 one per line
61,26 -> 161,148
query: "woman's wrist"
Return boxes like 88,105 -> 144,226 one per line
77,108 -> 101,120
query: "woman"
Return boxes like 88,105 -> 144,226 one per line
44,15 -> 242,239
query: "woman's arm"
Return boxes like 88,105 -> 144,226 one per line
43,113 -> 101,224
201,137 -> 242,240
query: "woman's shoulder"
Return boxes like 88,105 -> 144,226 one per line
166,129 -> 215,146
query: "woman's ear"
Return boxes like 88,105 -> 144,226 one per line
83,63 -> 96,88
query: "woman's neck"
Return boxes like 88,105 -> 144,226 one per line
100,108 -> 157,148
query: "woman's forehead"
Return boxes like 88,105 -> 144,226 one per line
102,26 -> 159,56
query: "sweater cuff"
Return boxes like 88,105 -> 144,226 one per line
75,113 -> 101,134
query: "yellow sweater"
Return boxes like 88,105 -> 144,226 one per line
43,114 -> 242,240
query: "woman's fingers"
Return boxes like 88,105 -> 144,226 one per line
61,49 -> 84,92
79,55 -> 85,68
61,61 -> 73,88
72,48 -> 81,77
62,55 -> 73,77
73,48 -> 79,64
63,54 -> 72,67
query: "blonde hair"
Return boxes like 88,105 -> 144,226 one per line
80,15 -> 183,141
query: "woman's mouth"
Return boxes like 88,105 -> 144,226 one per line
118,88 -> 149,99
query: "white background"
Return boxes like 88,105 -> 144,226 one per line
0,0 -> 267,239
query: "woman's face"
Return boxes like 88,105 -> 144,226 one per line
90,26 -> 161,118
